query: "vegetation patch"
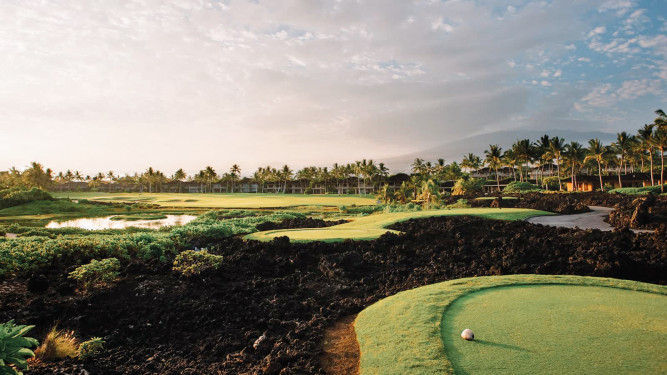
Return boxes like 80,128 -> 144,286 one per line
109,214 -> 168,221
51,192 -> 378,209
34,327 -> 78,361
0,188 -> 53,210
0,210 -> 303,278
503,181 -> 543,193
609,184 -> 667,195
68,258 -> 121,290
0,320 -> 39,375
355,275 -> 667,375
172,250 -> 224,276
244,208 -> 549,242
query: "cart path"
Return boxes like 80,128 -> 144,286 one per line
526,206 -> 653,233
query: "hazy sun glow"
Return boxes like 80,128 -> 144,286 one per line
1,0 -> 665,175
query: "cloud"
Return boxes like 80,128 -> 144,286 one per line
598,0 -> 637,16
577,79 -> 663,110
588,26 -> 607,38
0,0 -> 664,174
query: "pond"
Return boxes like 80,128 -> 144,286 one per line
45,214 -> 198,230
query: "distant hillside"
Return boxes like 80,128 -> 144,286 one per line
382,129 -> 616,173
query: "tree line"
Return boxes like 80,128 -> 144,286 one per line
2,109 -> 665,194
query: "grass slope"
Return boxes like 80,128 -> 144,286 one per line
51,192 -> 377,209
355,275 -> 667,375
244,208 -> 549,242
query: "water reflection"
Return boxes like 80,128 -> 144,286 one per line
45,215 -> 198,230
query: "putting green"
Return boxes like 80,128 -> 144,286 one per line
445,285 -> 666,374
51,192 -> 376,209
355,275 -> 667,375
244,208 -> 549,242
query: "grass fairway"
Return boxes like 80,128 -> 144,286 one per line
51,192 -> 377,209
355,275 -> 667,375
244,208 -> 549,242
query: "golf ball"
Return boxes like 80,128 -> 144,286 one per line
461,329 -> 474,340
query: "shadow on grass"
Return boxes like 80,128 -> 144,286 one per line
472,339 -> 530,352
449,339 -> 531,375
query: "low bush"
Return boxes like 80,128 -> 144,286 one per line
173,250 -> 224,276
77,337 -> 104,359
0,188 -> 53,210
541,176 -> 561,190
382,203 -> 422,213
0,320 -> 39,375
452,177 -> 486,195
0,210 -> 305,277
68,258 -> 121,290
609,184 -> 666,195
34,327 -> 78,361
339,205 -> 383,215
503,181 -> 542,193
446,199 -> 470,209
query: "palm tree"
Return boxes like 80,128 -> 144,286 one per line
279,165 -> 292,193
534,135 -> 551,185
613,131 -> 635,187
654,109 -> 666,131
173,168 -> 186,193
638,124 -> 655,186
411,158 -> 426,175
461,153 -> 482,174
651,127 -> 667,192
417,179 -> 441,210
563,142 -> 586,191
229,165 -> 240,193
145,167 -> 155,193
585,139 -> 610,191
377,162 -> 389,184
511,139 -> 533,182
377,184 -> 395,204
394,181 -> 413,204
484,145 -> 503,191
547,137 -> 565,191
502,149 -> 519,181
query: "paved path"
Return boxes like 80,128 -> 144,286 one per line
526,206 -> 653,233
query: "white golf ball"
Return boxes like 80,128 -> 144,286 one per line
461,329 -> 474,340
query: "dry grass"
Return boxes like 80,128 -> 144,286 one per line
321,315 -> 360,375
34,326 -> 79,361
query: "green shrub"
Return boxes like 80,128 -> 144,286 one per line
0,320 -> 39,375
0,188 -> 53,210
446,199 -> 470,209
173,250 -> 224,276
77,337 -> 104,359
382,203 -> 422,213
68,258 -> 120,290
0,210 -> 305,278
504,181 -> 543,193
339,205 -> 383,215
542,176 -> 561,190
452,177 -> 486,195
609,184 -> 666,195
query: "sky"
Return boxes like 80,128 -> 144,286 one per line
1,0 -> 666,177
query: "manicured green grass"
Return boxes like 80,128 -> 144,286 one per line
444,284 -> 666,375
244,208 -> 549,242
355,275 -> 667,375
51,192 -> 377,209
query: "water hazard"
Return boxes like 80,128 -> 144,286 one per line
45,215 -> 198,230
